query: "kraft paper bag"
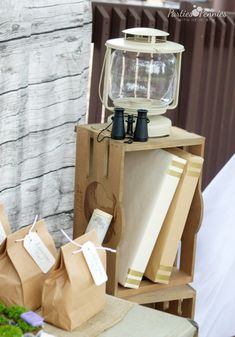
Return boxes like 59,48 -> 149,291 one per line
0,204 -> 11,245
42,230 -> 107,331
0,220 -> 57,310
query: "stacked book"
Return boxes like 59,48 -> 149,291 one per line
118,148 -> 204,289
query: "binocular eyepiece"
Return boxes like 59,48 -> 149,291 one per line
111,107 -> 125,140
111,108 -> 149,142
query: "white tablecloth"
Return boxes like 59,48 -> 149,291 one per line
100,304 -> 196,337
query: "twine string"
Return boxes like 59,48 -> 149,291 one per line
60,229 -> 116,255
15,215 -> 39,243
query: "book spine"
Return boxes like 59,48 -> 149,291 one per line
145,155 -> 203,284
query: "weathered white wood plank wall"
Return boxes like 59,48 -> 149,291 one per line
0,0 -> 91,245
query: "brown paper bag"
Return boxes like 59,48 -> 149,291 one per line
0,220 -> 57,309
42,230 -> 106,331
0,204 -> 11,244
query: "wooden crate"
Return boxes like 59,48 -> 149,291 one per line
141,284 -> 196,319
73,124 -> 205,317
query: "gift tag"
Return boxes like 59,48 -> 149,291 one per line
82,241 -> 107,286
23,232 -> 55,273
0,221 -> 6,243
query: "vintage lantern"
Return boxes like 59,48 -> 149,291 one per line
99,27 -> 184,137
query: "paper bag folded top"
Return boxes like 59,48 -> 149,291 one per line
0,204 -> 11,245
0,220 -> 57,309
42,230 -> 106,332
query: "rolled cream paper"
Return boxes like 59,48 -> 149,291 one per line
86,209 -> 113,243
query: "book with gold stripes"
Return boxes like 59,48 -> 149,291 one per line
145,148 -> 204,284
118,149 -> 186,289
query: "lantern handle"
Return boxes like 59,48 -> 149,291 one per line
99,49 -> 115,113
168,52 -> 182,110
98,49 -> 107,106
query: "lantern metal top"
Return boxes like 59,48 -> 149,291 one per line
122,27 -> 169,37
105,27 -> 184,54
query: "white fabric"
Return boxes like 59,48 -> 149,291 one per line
192,154 -> 235,337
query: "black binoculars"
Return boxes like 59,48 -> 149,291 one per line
111,107 -> 149,142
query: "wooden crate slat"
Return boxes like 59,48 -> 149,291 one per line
127,8 -> 141,28
141,9 -> 156,28
120,284 -> 196,305
110,7 -> 127,39
89,5 -> 110,123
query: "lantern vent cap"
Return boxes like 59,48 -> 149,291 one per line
105,27 -> 184,54
122,27 -> 169,38
123,28 -> 169,44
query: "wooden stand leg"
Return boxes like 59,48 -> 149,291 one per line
167,300 -> 180,316
182,296 -> 196,319
154,302 -> 165,311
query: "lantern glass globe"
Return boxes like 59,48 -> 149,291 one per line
109,50 -> 177,115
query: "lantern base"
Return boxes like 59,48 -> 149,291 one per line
148,115 -> 172,137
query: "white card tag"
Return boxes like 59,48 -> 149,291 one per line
0,221 -> 6,244
23,232 -> 56,273
82,241 -> 107,286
